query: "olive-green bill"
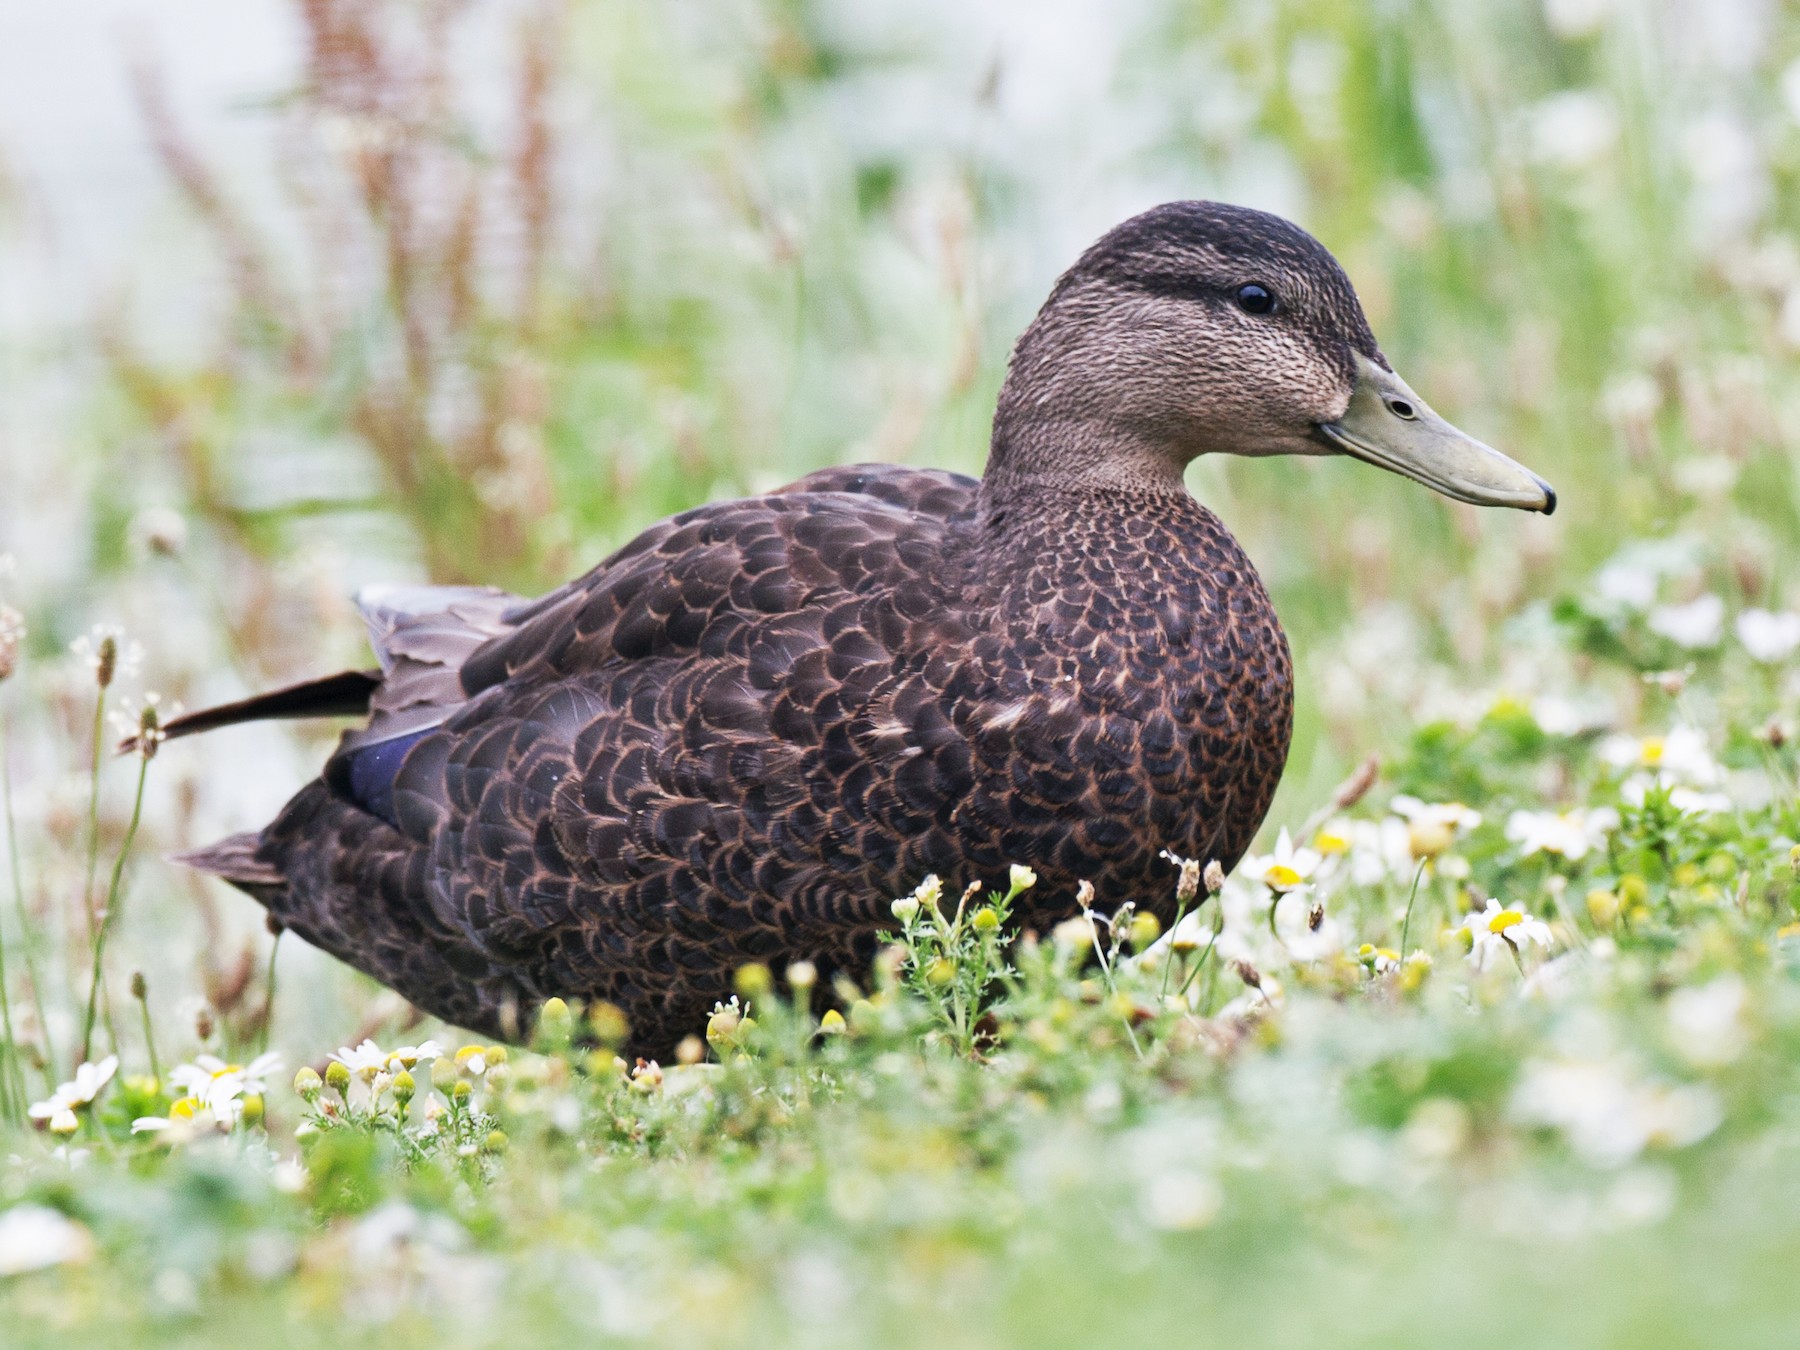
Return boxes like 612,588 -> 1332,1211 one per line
1318,352 -> 1555,514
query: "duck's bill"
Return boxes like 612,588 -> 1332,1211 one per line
1317,353 -> 1556,515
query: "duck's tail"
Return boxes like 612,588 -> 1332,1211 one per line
174,830 -> 286,901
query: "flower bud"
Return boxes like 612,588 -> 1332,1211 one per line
588,1001 -> 629,1047
707,1004 -> 742,1046
972,907 -> 1001,933
1009,864 -> 1038,894
926,957 -> 956,986
293,1066 -> 323,1100
482,1129 -> 508,1154
241,1094 -> 265,1127
675,1035 -> 705,1065
734,963 -> 772,998
890,896 -> 920,923
431,1055 -> 458,1090
1128,912 -> 1161,949
452,1080 -> 473,1103
786,960 -> 817,992
324,1060 -> 351,1096
819,1008 -> 847,1034
392,1070 -> 416,1104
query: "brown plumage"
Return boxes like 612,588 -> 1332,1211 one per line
175,202 -> 1553,1056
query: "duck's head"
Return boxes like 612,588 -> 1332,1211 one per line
988,200 -> 1555,515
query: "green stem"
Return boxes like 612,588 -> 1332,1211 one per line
135,982 -> 162,1092
82,752 -> 149,1063
258,930 -> 281,1058
81,685 -> 107,943
1398,858 -> 1429,957
0,708 -> 37,1114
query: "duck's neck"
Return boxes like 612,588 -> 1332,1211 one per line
980,417 -> 1192,505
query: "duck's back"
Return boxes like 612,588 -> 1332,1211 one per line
197,464 -> 1291,1054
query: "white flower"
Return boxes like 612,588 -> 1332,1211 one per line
1528,89 -> 1619,170
28,1056 -> 119,1129
387,1040 -> 445,1071
1506,807 -> 1620,861
1666,975 -> 1747,1068
1511,1058 -> 1722,1168
0,1205 -> 93,1276
331,1040 -> 390,1083
1647,594 -> 1723,648
1237,828 -> 1320,893
1390,796 -> 1481,861
1544,0 -> 1611,40
1735,608 -> 1800,663
166,1051 -> 283,1119
1462,899 -> 1554,970
1347,817 -> 1415,885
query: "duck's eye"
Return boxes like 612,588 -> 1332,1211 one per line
1235,283 -> 1276,315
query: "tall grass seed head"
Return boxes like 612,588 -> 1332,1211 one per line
1203,860 -> 1226,895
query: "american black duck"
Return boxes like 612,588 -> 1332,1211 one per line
173,202 -> 1554,1056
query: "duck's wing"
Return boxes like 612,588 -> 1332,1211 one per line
188,464 -> 984,1045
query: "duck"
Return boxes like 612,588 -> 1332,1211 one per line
169,201 -> 1554,1057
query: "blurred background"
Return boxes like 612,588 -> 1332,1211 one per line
0,0 -> 1795,1040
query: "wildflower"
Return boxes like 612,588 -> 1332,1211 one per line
454,1045 -> 489,1077
0,603 -> 23,684
1159,850 -> 1201,904
293,1066 -> 323,1100
1238,828 -> 1320,893
787,960 -> 817,992
324,1061 -> 352,1096
1666,975 -> 1747,1068
69,624 -> 142,688
330,1039 -> 389,1084
29,1055 -> 119,1131
1140,1171 -> 1223,1231
890,895 -> 920,923
169,1052 -> 283,1113
1390,796 -> 1482,861
1735,608 -> 1800,663
972,906 -> 1001,932
391,1069 -> 416,1104
1510,1057 -> 1722,1167
1528,89 -> 1620,170
1462,900 -> 1554,970
386,1040 -> 444,1071
126,505 -> 188,559
1312,822 -> 1352,855
1051,915 -> 1097,952
1647,594 -> 1724,648
0,1205 -> 93,1276
1357,943 -> 1402,975
1505,807 -> 1620,861
1202,860 -> 1225,895
1604,726 -> 1731,813
1009,864 -> 1038,894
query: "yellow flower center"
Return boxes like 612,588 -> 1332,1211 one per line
1487,909 -> 1524,934
170,1097 -> 199,1120
1641,736 -> 1665,767
1265,863 -> 1303,891
1313,830 -> 1350,854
